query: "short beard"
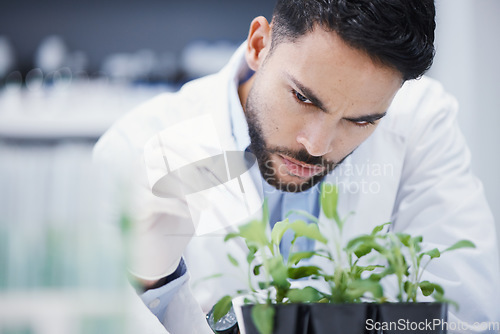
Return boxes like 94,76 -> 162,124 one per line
244,89 -> 350,193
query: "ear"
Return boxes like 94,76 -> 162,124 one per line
245,16 -> 272,71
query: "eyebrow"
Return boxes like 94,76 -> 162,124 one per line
286,73 -> 388,122
287,73 -> 328,113
344,112 -> 387,123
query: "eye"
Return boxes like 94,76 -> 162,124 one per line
352,120 -> 375,128
293,90 -> 313,104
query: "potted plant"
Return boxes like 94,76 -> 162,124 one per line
212,198 -> 329,334
347,229 -> 474,334
303,183 -> 387,334
211,183 -> 475,334
212,183 -> 386,334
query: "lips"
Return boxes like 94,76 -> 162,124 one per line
280,155 -> 326,179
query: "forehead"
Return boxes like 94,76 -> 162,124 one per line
266,28 -> 402,113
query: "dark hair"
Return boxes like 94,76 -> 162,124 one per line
271,0 -> 436,81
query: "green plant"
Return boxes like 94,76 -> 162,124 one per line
212,184 -> 388,333
212,183 -> 475,333
212,199 -> 329,334
346,225 -> 476,306
314,183 -> 386,304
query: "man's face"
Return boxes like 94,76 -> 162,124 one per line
242,26 -> 402,193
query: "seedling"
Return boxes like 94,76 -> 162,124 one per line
346,226 -> 475,305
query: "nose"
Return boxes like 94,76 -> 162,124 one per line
296,124 -> 334,157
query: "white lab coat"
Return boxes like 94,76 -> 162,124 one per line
94,43 -> 500,333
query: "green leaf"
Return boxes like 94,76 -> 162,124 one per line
396,233 -> 411,247
369,273 -> 383,282
288,220 -> 328,244
271,219 -> 290,246
430,282 -> 444,295
443,240 -> 476,253
346,235 -> 374,251
371,266 -> 396,281
238,219 -> 268,247
268,256 -> 290,289
287,265 -> 322,279
285,209 -> 320,224
404,281 -> 413,295
286,287 -> 322,303
288,251 -> 316,265
253,264 -> 262,276
347,280 -> 384,299
320,183 -> 338,220
410,236 -> 423,252
224,232 -> 240,242
227,254 -> 239,267
353,265 -> 384,278
212,295 -> 233,323
262,198 -> 270,225
347,238 -> 386,258
371,222 -> 391,235
251,304 -> 275,334
419,281 -> 436,297
247,245 -> 257,264
353,244 -> 373,258
404,281 -> 419,301
424,248 -> 441,259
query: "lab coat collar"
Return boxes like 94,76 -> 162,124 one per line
225,41 -> 253,152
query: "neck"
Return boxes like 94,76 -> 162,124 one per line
238,74 -> 255,114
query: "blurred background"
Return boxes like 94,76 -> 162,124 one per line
428,0 -> 500,231
0,0 -> 498,333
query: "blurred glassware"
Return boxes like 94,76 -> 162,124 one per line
35,36 -> 69,75
180,40 -> 238,79
101,49 -> 177,83
0,142 -> 130,334
0,36 -> 16,80
25,68 -> 44,93
66,50 -> 89,75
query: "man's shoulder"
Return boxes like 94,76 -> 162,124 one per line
97,73 -> 226,150
380,75 -> 458,136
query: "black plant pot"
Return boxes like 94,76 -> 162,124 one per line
241,304 -> 306,334
240,303 -> 376,334
309,303 -> 375,334
375,303 -> 448,334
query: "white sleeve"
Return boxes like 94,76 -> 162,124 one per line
125,282 -> 172,334
93,125 -> 195,280
391,84 -> 500,322
161,275 -> 214,334
134,265 -> 212,334
93,123 -> 205,332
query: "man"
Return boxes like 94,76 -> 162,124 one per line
94,0 -> 499,332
